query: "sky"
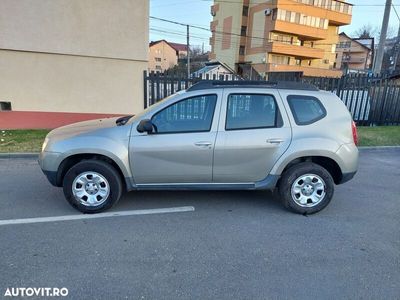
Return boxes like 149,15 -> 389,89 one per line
150,0 -> 400,50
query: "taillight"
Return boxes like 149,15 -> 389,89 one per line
352,121 -> 358,146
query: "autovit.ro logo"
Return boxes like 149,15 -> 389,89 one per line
4,287 -> 68,297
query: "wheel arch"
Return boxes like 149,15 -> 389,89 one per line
278,156 -> 343,184
55,153 -> 129,189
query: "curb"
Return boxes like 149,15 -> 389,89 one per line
358,146 -> 400,150
0,153 -> 39,159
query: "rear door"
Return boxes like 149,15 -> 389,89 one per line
213,88 -> 291,183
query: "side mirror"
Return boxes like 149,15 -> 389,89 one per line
137,119 -> 154,134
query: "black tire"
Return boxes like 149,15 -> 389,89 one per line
278,162 -> 334,214
63,160 -> 123,213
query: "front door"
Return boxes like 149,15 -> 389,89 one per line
213,90 -> 291,183
130,93 -> 220,184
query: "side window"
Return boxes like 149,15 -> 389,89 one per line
225,94 -> 282,130
287,95 -> 327,125
152,94 -> 217,134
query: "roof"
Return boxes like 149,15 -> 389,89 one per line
192,61 -> 235,77
168,42 -> 188,52
339,32 -> 373,51
193,65 -> 219,75
149,40 -> 187,52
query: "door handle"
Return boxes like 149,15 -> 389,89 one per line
266,138 -> 284,144
194,141 -> 212,147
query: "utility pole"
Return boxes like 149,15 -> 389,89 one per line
187,24 -> 190,79
374,0 -> 392,73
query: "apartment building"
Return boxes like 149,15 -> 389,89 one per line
210,0 -> 352,78
335,33 -> 373,71
0,0 -> 148,129
148,40 -> 188,72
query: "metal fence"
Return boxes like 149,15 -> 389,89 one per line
144,71 -> 400,126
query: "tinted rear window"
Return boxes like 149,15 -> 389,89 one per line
287,95 -> 326,125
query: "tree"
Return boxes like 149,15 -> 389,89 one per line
353,24 -> 396,42
166,46 -> 209,75
353,24 -> 377,39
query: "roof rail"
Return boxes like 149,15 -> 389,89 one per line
187,80 -> 319,92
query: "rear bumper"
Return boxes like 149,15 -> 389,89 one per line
339,171 -> 357,184
336,143 -> 359,173
335,143 -> 358,185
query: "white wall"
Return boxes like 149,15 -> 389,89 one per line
0,0 -> 149,114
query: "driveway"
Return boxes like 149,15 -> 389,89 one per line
0,149 -> 399,299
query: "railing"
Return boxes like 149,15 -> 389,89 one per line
144,71 -> 400,126
302,74 -> 400,125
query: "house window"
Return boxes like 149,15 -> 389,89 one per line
239,46 -> 245,55
285,11 -> 291,22
155,65 -> 162,70
241,26 -> 247,36
295,12 -> 301,23
337,41 -> 351,49
271,55 -> 290,65
242,5 -> 248,16
0,101 -> 12,111
155,57 -> 162,62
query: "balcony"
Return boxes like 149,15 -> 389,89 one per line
264,63 -> 343,77
266,42 -> 325,59
325,9 -> 352,26
276,0 -> 352,26
342,57 -> 366,64
273,20 -> 328,40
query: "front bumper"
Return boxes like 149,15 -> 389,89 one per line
41,169 -> 58,186
38,151 -> 62,187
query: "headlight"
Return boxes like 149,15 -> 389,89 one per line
41,137 -> 49,152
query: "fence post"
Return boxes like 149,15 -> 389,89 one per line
150,71 -> 155,106
336,75 -> 343,97
163,72 -> 167,99
143,70 -> 148,109
156,72 -> 161,102
377,79 -> 389,125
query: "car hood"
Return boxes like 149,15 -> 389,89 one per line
47,117 -> 124,140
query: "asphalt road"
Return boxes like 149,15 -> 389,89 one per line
0,149 -> 399,299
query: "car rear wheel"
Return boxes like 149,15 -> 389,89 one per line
63,160 -> 123,213
278,162 -> 334,214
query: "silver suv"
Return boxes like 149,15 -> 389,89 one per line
39,81 -> 358,214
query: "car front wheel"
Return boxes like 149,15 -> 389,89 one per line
278,162 -> 334,214
63,160 -> 123,213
